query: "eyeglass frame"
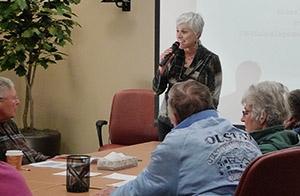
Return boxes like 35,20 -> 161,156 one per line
242,109 -> 252,116
0,95 -> 19,102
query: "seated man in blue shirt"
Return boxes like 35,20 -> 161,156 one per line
96,79 -> 262,196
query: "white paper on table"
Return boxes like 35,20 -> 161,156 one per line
29,160 -> 66,169
53,171 -> 102,177
102,172 -> 137,181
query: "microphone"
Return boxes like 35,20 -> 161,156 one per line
159,41 -> 180,67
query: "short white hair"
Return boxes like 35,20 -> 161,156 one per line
176,12 -> 205,35
0,77 -> 15,98
241,81 -> 291,126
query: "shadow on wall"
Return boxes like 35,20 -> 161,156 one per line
219,60 -> 262,124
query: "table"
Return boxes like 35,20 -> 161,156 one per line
21,141 -> 160,196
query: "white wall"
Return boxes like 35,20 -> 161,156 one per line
161,0 -> 300,124
160,0 -> 197,53
197,0 -> 300,123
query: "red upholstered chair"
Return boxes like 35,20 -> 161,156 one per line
96,89 -> 158,151
234,147 -> 300,196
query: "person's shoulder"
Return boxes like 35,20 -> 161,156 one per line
277,128 -> 299,137
0,161 -> 17,174
159,128 -> 189,149
260,128 -> 299,147
0,161 -> 32,196
0,160 -> 10,169
278,129 -> 300,143
6,119 -> 20,133
295,127 -> 300,134
7,118 -> 18,126
165,127 -> 189,141
198,44 -> 219,57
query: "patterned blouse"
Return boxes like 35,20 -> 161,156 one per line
152,44 -> 222,126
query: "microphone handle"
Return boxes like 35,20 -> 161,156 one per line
159,53 -> 173,67
159,41 -> 180,67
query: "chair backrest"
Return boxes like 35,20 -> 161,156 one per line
234,147 -> 300,196
108,89 -> 158,145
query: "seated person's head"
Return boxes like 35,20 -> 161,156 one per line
0,77 -> 20,122
167,79 -> 214,126
240,81 -> 291,132
285,89 -> 300,130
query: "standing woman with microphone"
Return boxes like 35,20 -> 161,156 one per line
153,12 -> 222,141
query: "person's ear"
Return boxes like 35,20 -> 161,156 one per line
171,113 -> 179,126
285,117 -> 297,129
259,112 -> 267,125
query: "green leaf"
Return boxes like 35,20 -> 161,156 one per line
56,28 -> 64,40
48,26 -> 57,36
14,65 -> 27,77
0,56 -> 9,70
54,54 -> 63,60
56,6 -> 64,15
15,51 -> 26,62
40,59 -> 49,69
22,27 -> 41,38
60,4 -> 71,13
22,29 -> 33,38
15,43 -> 25,51
42,43 -> 52,51
69,0 -> 81,4
58,40 -> 66,46
31,28 -> 41,36
16,0 -> 28,10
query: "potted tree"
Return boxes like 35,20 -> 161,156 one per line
0,0 -> 81,156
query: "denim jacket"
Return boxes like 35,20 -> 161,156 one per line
111,110 -> 261,196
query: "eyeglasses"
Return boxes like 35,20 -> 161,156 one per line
0,95 -> 19,102
0,97 -> 7,102
242,110 -> 252,116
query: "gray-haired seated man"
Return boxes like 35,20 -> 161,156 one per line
0,76 -> 65,165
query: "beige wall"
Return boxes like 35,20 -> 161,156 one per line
2,0 -> 156,154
